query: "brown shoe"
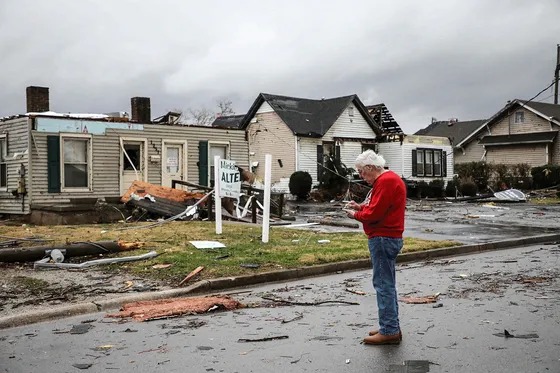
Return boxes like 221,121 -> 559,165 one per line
368,329 -> 402,340
363,332 -> 401,345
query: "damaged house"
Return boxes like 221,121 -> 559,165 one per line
233,93 -> 384,192
0,86 -> 249,223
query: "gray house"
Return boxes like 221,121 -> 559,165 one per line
0,86 -> 249,221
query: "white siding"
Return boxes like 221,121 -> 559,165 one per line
339,141 -> 362,170
323,102 -> 376,141
486,144 -> 548,167
256,102 -> 274,114
492,108 -> 552,135
0,118 -> 30,214
298,137 -> 321,185
379,135 -> 454,184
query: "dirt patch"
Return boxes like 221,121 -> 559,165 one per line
0,263 -> 170,318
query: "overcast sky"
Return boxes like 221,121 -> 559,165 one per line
1,0 -> 559,133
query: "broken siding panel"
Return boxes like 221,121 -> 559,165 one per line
247,112 -> 295,183
0,118 -> 30,214
486,144 -> 547,166
298,137 -> 321,184
323,102 -> 376,141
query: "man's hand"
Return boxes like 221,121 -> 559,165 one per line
345,209 -> 356,219
344,200 -> 361,210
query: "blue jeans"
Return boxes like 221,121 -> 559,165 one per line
368,236 -> 403,335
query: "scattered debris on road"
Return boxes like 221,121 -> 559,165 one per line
178,265 -> 205,286
106,295 -> 243,321
400,293 -> 440,304
238,335 -> 289,343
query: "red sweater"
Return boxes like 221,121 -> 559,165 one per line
354,171 -> 406,238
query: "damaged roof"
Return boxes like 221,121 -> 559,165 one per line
211,114 -> 246,129
415,119 -> 486,146
366,103 -> 404,134
239,93 -> 383,137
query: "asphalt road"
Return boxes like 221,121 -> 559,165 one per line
2,243 -> 559,373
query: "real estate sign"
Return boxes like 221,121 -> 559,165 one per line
219,159 -> 241,198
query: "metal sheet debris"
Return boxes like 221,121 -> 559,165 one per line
189,241 -> 226,249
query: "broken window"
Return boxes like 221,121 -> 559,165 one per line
514,111 -> 524,124
123,144 -> 141,171
0,136 -> 6,188
62,136 -> 90,189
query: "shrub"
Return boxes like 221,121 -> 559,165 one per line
417,181 -> 429,198
531,165 -> 560,189
289,171 -> 312,200
459,177 -> 478,196
455,162 -> 491,192
428,179 -> 445,198
445,178 -> 460,197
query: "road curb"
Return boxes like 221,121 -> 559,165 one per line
1,233 -> 559,330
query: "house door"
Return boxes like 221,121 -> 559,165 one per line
209,143 -> 228,187
162,141 -> 186,188
120,139 -> 147,194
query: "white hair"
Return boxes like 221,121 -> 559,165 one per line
355,149 -> 386,170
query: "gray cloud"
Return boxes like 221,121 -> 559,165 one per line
1,0 -> 559,133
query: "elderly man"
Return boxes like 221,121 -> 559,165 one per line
345,150 -> 406,345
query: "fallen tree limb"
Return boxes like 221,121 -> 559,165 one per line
0,240 -> 145,263
238,335 -> 289,343
306,218 -> 359,229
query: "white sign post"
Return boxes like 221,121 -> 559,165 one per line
262,154 -> 272,243
219,159 -> 241,198
214,156 -> 222,235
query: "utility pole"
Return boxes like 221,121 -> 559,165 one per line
555,44 -> 560,104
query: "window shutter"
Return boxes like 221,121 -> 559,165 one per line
442,151 -> 447,177
411,149 -> 417,176
198,141 -> 208,186
47,136 -> 61,193
335,145 -> 341,161
317,145 -> 324,181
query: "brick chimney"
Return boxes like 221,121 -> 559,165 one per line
131,97 -> 151,123
26,86 -> 50,113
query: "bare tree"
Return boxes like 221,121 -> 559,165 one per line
182,99 -> 235,126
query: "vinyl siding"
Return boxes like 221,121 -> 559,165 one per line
338,141 -> 362,170
247,108 -> 296,183
0,118 -> 30,214
29,121 -> 248,207
323,102 -> 377,141
455,140 -> 486,163
379,135 -> 454,183
298,137 -> 321,185
485,144 -> 548,167
492,109 -> 552,135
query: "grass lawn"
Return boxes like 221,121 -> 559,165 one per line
0,221 -> 460,283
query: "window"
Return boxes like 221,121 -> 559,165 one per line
416,150 -> 424,176
209,142 -> 229,186
0,135 -> 6,189
348,106 -> 354,117
123,144 -> 141,171
62,135 -> 91,189
514,111 -> 524,124
414,148 -> 445,177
